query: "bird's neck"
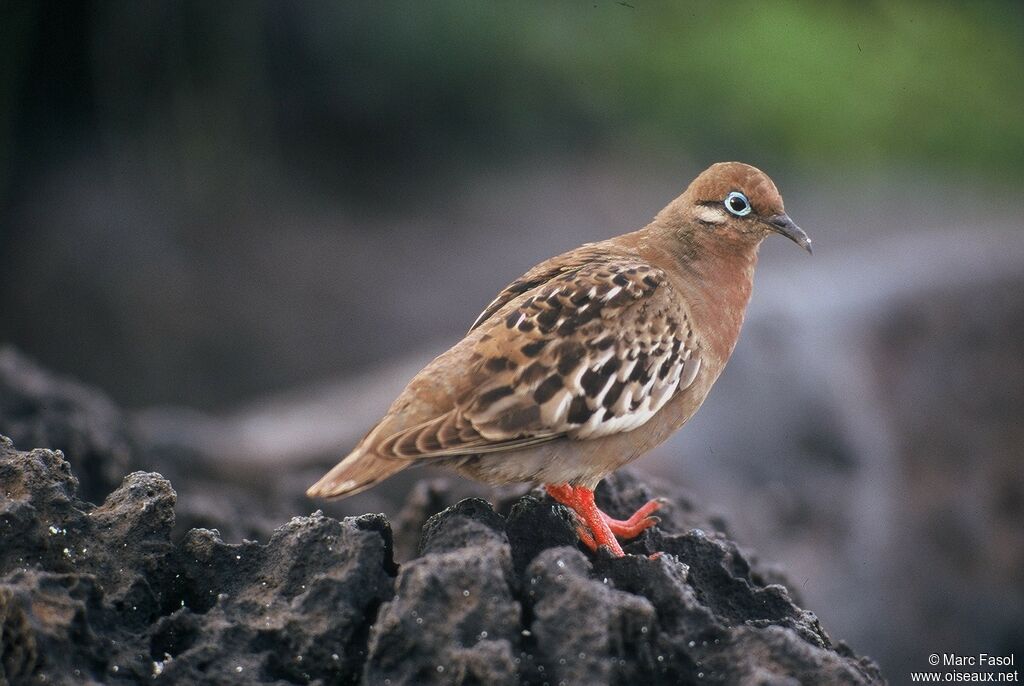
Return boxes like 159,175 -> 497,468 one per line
636,222 -> 761,366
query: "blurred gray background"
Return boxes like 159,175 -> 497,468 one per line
1,1 -> 1022,680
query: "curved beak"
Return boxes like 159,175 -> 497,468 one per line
767,213 -> 812,254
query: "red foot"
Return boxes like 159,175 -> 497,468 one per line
602,498 -> 663,538
545,484 -> 663,558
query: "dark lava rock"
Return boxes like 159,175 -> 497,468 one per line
153,512 -> 395,685
0,347 -> 136,504
0,437 -> 397,685
365,499 -> 521,685
0,347 -> 301,544
1,436 -> 882,685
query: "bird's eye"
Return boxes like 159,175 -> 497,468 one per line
724,191 -> 751,217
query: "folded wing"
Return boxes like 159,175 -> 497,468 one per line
376,258 -> 701,460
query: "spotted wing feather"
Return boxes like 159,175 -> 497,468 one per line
467,244 -> 610,332
376,258 -> 700,460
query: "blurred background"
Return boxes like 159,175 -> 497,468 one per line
1,1 -> 1022,679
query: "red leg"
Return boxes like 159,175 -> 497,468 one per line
572,487 -> 625,557
546,483 -> 632,557
545,484 -> 578,507
545,484 -> 598,551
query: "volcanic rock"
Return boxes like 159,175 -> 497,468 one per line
0,434 -> 882,685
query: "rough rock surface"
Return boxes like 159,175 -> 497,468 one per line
0,346 -> 309,544
0,347 -> 136,504
0,436 -> 398,685
0,434 -> 883,685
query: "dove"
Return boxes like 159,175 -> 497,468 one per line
308,162 -> 811,557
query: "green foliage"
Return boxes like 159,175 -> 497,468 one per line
4,1 -> 1021,194
306,1 -> 1024,178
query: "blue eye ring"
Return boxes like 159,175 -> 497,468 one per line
724,191 -> 752,217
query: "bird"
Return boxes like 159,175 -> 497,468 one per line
308,162 -> 811,557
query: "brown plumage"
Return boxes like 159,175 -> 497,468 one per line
308,161 -> 811,556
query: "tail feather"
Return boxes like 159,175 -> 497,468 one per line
306,448 -> 407,499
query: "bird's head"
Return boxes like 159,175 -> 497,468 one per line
658,161 -> 812,255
